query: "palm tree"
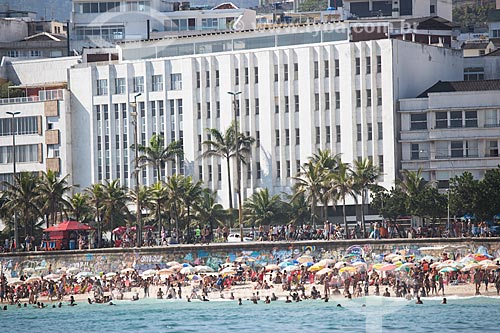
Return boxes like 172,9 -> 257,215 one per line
202,123 -> 255,210
309,149 -> 341,220
292,162 -> 328,225
396,168 -> 432,220
67,192 -> 92,224
148,182 -> 168,233
352,158 -> 382,237
101,179 -> 130,235
137,134 -> 183,182
181,177 -> 203,231
330,162 -> 356,237
2,172 -> 42,237
37,170 -> 72,227
165,174 -> 187,243
194,189 -> 226,233
85,183 -> 104,247
243,188 -> 284,226
287,193 -> 311,226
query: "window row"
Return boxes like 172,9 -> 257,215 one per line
0,116 -> 40,136
74,1 -> 149,14
409,111 -> 478,130
96,74 -> 181,95
0,144 -> 40,164
356,122 -> 383,142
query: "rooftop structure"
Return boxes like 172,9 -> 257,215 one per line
70,0 -> 256,52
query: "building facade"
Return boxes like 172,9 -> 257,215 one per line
69,25 -> 462,212
341,0 -> 452,21
400,80 -> 500,187
70,0 -> 256,51
0,57 -> 79,186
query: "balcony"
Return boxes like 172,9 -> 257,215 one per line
46,158 -> 60,173
0,89 -> 64,105
45,130 -> 60,145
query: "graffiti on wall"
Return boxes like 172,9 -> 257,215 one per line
1,241 -> 499,278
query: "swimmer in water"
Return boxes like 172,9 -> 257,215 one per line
441,298 -> 447,304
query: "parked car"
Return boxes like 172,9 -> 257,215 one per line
227,233 -> 253,243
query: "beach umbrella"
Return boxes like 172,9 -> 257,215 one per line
352,262 -> 367,270
76,271 -> 94,278
300,262 -> 314,268
25,276 -> 41,283
439,267 -> 458,273
371,263 -> 385,271
158,268 -> 174,275
141,269 -> 157,278
378,264 -> 397,272
316,267 -> 332,276
105,272 -> 117,278
395,265 -> 410,272
297,255 -> 314,264
167,261 -> 180,267
8,280 -> 24,286
317,259 -> 336,267
308,263 -> 324,272
265,264 -> 280,272
390,255 -> 404,263
279,261 -> 296,268
120,268 -> 135,274
220,267 -> 236,275
44,274 -> 61,281
482,264 -> 499,270
430,262 -> 441,269
334,261 -> 351,269
182,263 -> 192,268
180,266 -> 196,274
339,266 -> 357,273
282,265 -> 300,272
187,274 -> 202,281
195,265 -> 215,273
420,256 -> 436,262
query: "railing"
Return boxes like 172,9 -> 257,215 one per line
0,89 -> 64,105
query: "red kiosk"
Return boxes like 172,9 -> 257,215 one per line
42,221 -> 94,250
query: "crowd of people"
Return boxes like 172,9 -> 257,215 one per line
1,217 -> 498,253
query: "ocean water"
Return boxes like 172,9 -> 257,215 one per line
2,296 -> 499,332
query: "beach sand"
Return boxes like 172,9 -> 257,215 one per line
44,279 -> 498,305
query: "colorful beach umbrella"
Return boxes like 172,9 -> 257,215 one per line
439,267 -> 458,273
265,264 -> 280,272
297,255 -> 314,264
378,264 -> 397,272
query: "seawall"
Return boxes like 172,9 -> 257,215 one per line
1,238 -> 499,277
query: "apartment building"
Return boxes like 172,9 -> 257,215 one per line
68,23 -> 462,210
341,0 -> 452,21
400,80 -> 500,187
0,57 -> 80,186
70,0 -> 256,51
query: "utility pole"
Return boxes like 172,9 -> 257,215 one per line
131,93 -> 142,247
228,91 -> 243,241
7,111 -> 20,251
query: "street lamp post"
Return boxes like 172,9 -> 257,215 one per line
228,91 -> 243,242
7,111 -> 20,251
130,93 -> 142,247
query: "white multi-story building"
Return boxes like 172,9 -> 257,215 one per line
341,0 -> 452,22
400,80 -> 500,187
0,56 -> 80,186
68,23 -> 462,213
70,0 -> 256,51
